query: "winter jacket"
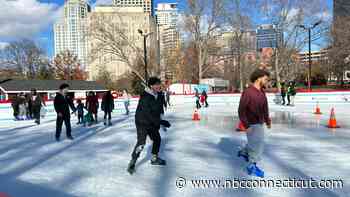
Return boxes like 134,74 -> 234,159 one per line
287,85 -> 296,96
238,85 -> 271,129
31,95 -> 44,112
76,103 -> 84,116
86,95 -> 99,114
101,94 -> 114,112
135,88 -> 164,129
280,86 -> 286,97
54,93 -> 76,116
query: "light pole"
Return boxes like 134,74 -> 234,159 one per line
138,29 -> 153,82
298,20 -> 322,91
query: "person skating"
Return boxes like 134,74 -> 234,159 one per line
17,93 -> 27,120
165,89 -> 171,107
25,93 -> 32,120
122,89 -> 130,115
11,95 -> 19,120
101,91 -> 114,126
86,91 -> 99,125
54,83 -> 76,141
76,99 -> 84,125
280,82 -> 286,105
194,89 -> 201,109
287,81 -> 296,106
127,77 -> 171,175
238,69 -> 271,178
30,89 -> 46,125
201,90 -> 209,108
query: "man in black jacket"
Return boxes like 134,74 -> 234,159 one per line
54,83 -> 76,141
127,77 -> 171,175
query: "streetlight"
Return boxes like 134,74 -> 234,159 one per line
138,29 -> 153,82
298,20 -> 322,91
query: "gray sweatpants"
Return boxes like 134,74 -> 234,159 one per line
241,124 -> 265,164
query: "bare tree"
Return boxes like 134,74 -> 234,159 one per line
87,12 -> 158,85
181,0 -> 225,83
223,0 -> 256,92
0,39 -> 47,79
53,50 -> 87,80
257,0 -> 330,88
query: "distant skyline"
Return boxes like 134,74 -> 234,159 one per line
0,0 -> 332,58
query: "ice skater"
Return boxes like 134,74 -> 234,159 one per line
127,77 -> 171,175
86,91 -> 99,125
76,99 -> 84,125
238,69 -> 271,178
54,83 -> 76,141
279,82 -> 286,105
194,88 -> 201,109
287,81 -> 296,106
101,90 -> 114,126
30,89 -> 46,125
201,90 -> 209,108
122,89 -> 130,115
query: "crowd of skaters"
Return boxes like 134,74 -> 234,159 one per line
11,89 -> 46,124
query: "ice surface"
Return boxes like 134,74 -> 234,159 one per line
0,103 -> 349,197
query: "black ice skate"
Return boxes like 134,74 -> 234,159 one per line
127,159 -> 136,175
151,155 -> 166,166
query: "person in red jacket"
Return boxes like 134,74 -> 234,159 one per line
238,68 -> 271,178
86,91 -> 99,125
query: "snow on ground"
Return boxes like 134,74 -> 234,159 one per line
0,103 -> 349,197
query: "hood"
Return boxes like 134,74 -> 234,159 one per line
145,87 -> 158,99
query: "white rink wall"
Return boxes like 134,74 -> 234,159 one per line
1,92 -> 350,121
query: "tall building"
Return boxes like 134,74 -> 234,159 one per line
256,24 -> 283,51
54,0 -> 91,68
334,0 -> 350,18
155,3 -> 179,81
155,3 -> 178,27
87,5 -> 157,80
113,0 -> 154,15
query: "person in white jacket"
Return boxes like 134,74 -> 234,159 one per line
122,89 -> 130,115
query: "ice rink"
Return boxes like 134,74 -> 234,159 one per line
0,102 -> 349,197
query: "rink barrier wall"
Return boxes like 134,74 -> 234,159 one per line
1,92 -> 350,121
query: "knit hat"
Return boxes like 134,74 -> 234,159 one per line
148,77 -> 161,87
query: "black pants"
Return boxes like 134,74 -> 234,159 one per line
287,95 -> 291,105
196,100 -> 201,109
56,115 -> 72,138
281,95 -> 286,105
104,111 -> 111,120
78,114 -> 84,123
131,125 -> 161,160
32,106 -> 41,122
204,99 -> 208,107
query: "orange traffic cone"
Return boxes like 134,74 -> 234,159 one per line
192,109 -> 200,121
327,108 -> 340,128
236,121 -> 247,132
313,102 -> 322,115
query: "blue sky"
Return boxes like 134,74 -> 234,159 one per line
0,0 -> 333,58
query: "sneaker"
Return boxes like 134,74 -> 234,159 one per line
35,120 -> 40,125
247,163 -> 264,178
151,156 -> 166,166
108,120 -> 112,126
237,150 -> 249,162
